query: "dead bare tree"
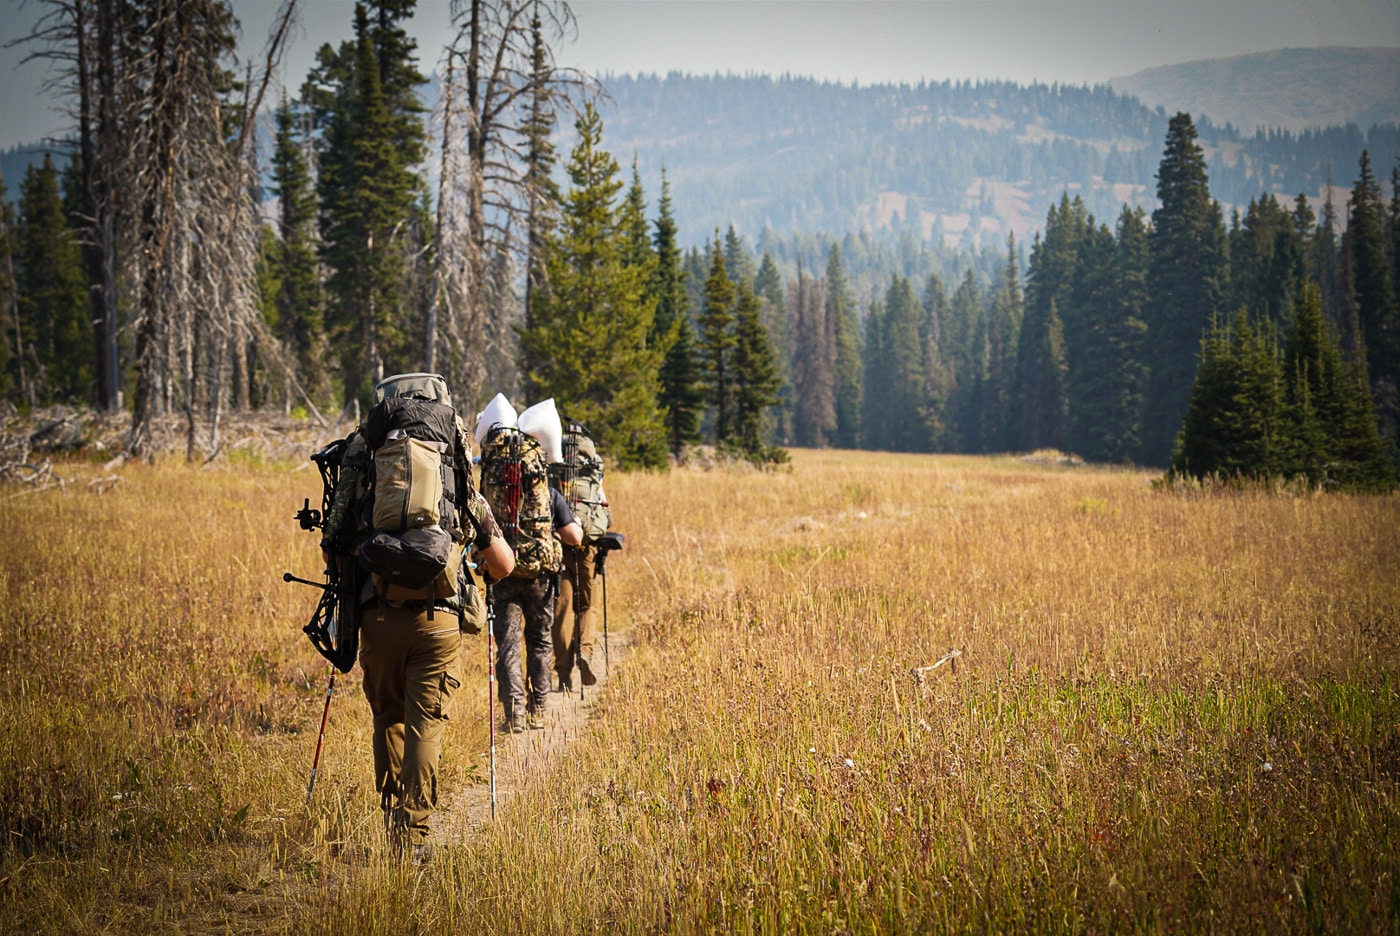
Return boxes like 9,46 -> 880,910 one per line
19,0 -> 302,459
432,0 -> 586,406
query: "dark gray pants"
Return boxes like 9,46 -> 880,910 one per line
491,574 -> 555,712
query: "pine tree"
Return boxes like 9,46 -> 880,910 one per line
730,279 -> 783,460
754,251 -> 794,443
860,287 -> 888,449
651,171 -> 703,457
271,94 -> 326,406
984,235 -> 1023,451
621,160 -> 655,275
723,225 -> 755,289
16,153 -> 89,403
827,243 -> 862,448
315,1 -> 426,403
1172,309 -> 1286,480
920,273 -> 953,450
879,275 -> 928,452
947,270 -> 985,451
1020,196 -> 1084,451
1283,283 -> 1395,489
1348,150 -> 1399,443
699,233 -> 737,443
517,102 -> 667,469
1143,113 -> 1228,465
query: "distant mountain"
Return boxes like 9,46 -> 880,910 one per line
1109,47 -> 1400,134
593,72 -> 1399,248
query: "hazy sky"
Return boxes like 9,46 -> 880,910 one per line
3,0 -> 1399,151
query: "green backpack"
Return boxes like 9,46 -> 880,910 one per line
549,419 -> 612,544
479,425 -> 562,578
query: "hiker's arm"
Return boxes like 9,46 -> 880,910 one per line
478,536 -> 515,579
551,488 -> 584,547
464,487 -> 515,579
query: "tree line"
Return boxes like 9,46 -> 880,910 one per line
0,3 -> 1396,487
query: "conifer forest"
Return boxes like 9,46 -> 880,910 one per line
2,0 -> 1398,485
4,3 -> 1400,932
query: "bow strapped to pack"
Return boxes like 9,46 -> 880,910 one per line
287,374 -> 488,669
548,415 -> 612,544
479,424 -> 561,578
283,437 -> 366,673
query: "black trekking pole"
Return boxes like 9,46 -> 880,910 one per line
305,665 -> 336,809
593,533 -> 624,679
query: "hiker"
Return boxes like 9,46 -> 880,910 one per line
490,483 -> 582,731
478,397 -> 582,732
549,424 -> 613,693
320,373 -> 513,861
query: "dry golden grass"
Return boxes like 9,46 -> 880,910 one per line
1,447 -> 1397,932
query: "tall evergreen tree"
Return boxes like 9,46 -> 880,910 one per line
920,272 -> 953,450
651,171 -> 703,457
16,154 -> 89,403
860,287 -> 888,449
517,102 -> 667,469
315,1 -> 426,403
789,256 -> 835,447
754,251 -> 794,443
1143,113 -> 1228,465
1062,216 -> 1117,458
699,233 -> 738,443
723,225 -> 755,289
270,94 -> 326,406
1020,196 -> 1084,451
827,243 -> 862,448
947,270 -> 985,451
1282,283 -> 1395,489
984,235 -> 1023,451
879,275 -> 928,452
1348,149 -> 1399,443
730,279 -> 783,458
1172,309 -> 1286,479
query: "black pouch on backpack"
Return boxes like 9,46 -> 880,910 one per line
360,525 -> 453,590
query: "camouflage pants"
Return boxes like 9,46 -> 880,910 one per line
492,574 -> 556,713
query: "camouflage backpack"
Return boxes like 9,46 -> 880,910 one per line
479,425 -> 562,578
548,417 -> 611,544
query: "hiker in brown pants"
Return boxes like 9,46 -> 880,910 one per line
553,543 -> 598,691
353,489 -> 512,857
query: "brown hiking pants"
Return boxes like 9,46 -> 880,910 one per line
359,603 -> 462,844
553,544 -> 597,679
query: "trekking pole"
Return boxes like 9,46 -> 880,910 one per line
485,578 -> 497,820
305,666 -> 336,810
593,533 -> 624,679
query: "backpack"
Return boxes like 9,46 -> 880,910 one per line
549,417 -> 611,543
479,425 -> 562,578
353,374 -> 480,615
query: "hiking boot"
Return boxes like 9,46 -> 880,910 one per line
578,655 -> 597,687
411,843 -> 434,867
526,706 -> 546,730
501,705 -> 526,734
554,671 -> 573,693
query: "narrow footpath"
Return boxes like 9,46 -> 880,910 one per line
434,629 -> 631,840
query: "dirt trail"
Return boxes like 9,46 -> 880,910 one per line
434,630 -> 631,840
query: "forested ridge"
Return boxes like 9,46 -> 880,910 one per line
1,1 -> 1397,487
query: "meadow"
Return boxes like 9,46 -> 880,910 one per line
0,446 -> 1397,933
